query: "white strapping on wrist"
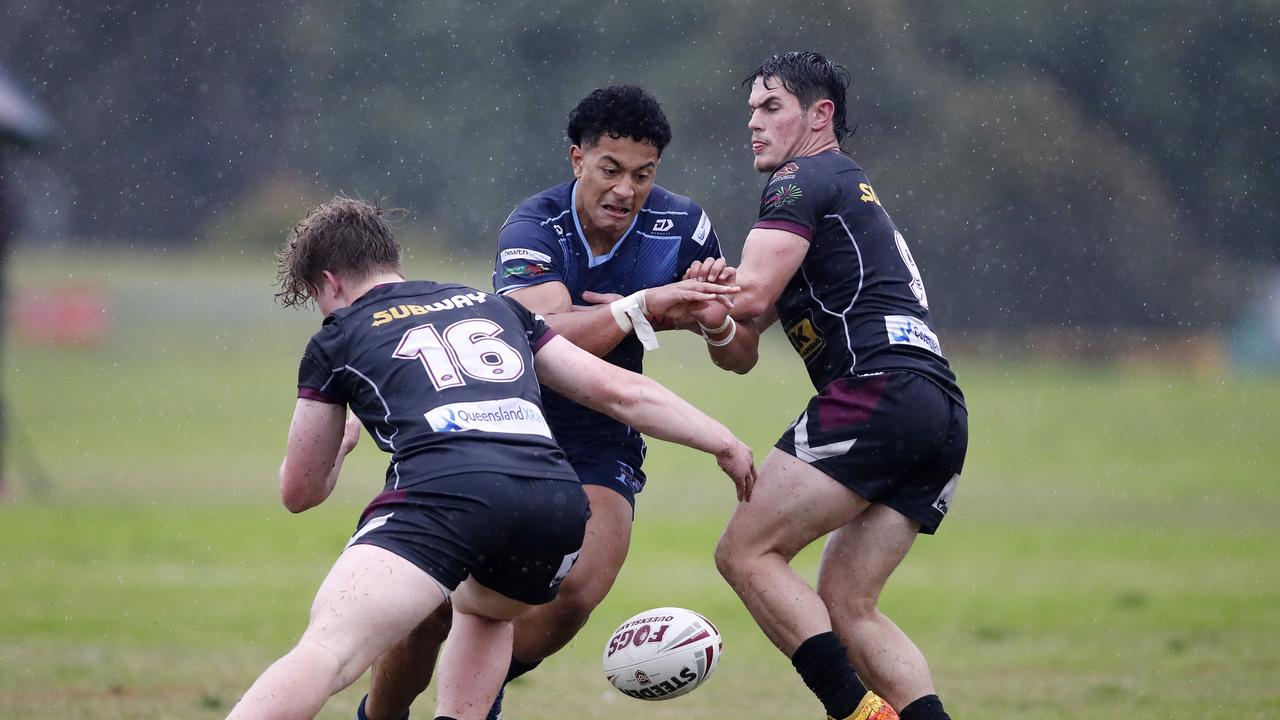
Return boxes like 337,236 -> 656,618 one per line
703,316 -> 737,347
609,290 -> 660,351
697,315 -> 733,335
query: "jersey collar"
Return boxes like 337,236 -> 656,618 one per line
570,180 -> 639,268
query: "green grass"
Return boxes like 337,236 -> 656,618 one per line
2,249 -> 1278,719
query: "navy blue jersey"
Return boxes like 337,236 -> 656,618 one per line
492,180 -> 722,446
756,150 -> 963,403
296,280 -> 578,489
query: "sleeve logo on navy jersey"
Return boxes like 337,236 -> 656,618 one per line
763,184 -> 803,211
500,248 -> 553,264
691,211 -> 712,246
768,162 -> 800,185
785,313 -> 825,362
503,261 -> 554,279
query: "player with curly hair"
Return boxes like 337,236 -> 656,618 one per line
356,86 -> 754,720
227,197 -> 753,720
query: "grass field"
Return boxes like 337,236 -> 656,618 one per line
2,249 -> 1278,719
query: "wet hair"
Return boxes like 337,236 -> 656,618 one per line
567,85 -> 673,155
744,51 -> 852,143
275,196 -> 404,309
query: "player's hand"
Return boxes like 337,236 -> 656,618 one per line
684,257 -> 738,287
716,440 -> 756,502
644,279 -> 739,325
339,412 -> 361,456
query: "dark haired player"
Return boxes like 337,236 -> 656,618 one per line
227,198 -> 753,720
694,52 -> 968,720
358,86 -> 751,720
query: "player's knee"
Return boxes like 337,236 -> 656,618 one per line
714,534 -> 744,585
551,580 -> 604,627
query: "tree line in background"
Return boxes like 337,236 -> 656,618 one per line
1,0 -> 1276,331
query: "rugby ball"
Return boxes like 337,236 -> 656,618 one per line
602,606 -> 722,701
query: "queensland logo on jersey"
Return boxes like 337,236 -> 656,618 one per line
503,261 -> 554,279
884,315 -> 943,356
768,162 -> 800,185
371,292 -> 489,327
500,247 -> 553,264
763,184 -> 803,211
426,398 -> 552,438
785,313 -> 825,362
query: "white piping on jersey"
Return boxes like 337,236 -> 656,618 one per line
570,181 -> 639,268
637,208 -> 689,216
790,406 -> 857,462
796,213 -> 865,374
330,364 -> 404,488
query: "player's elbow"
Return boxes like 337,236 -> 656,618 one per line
279,466 -> 320,513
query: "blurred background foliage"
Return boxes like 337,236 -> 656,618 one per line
1,0 -> 1277,331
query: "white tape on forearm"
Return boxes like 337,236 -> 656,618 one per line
609,295 -> 635,333
609,290 -> 659,350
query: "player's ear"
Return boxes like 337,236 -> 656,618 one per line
809,98 -> 835,133
320,270 -> 342,300
570,145 -> 584,178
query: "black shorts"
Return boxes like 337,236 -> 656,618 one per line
776,371 -> 968,534
561,437 -> 647,509
347,473 -> 590,605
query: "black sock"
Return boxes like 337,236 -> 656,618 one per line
504,656 -> 543,684
900,694 -> 950,720
790,632 -> 867,719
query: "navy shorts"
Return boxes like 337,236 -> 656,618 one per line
776,371 -> 968,534
561,436 -> 647,509
347,473 -> 590,605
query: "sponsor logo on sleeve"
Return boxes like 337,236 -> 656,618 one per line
502,261 -> 554,279
426,398 -> 552,438
500,248 -> 553,264
763,184 -> 803,210
691,210 -> 712,246
884,315 -> 943,356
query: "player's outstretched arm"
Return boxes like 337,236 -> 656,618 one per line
278,400 -> 360,513
508,281 -> 633,357
533,336 -> 756,500
726,227 -> 809,320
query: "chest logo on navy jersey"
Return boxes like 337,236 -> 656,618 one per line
785,313 -> 825,362
764,184 -> 803,211
652,219 -> 674,232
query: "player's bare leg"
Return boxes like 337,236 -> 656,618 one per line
716,450 -> 898,720
819,504 -> 937,711
509,484 -> 632,663
715,450 -> 867,652
434,579 -> 529,720
227,544 -> 447,720
363,603 -> 452,720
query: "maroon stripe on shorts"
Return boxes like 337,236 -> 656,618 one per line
816,374 -> 890,430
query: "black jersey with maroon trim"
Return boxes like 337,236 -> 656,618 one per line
296,280 -> 578,489
755,150 -> 963,403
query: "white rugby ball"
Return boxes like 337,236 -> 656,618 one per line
602,606 -> 722,701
